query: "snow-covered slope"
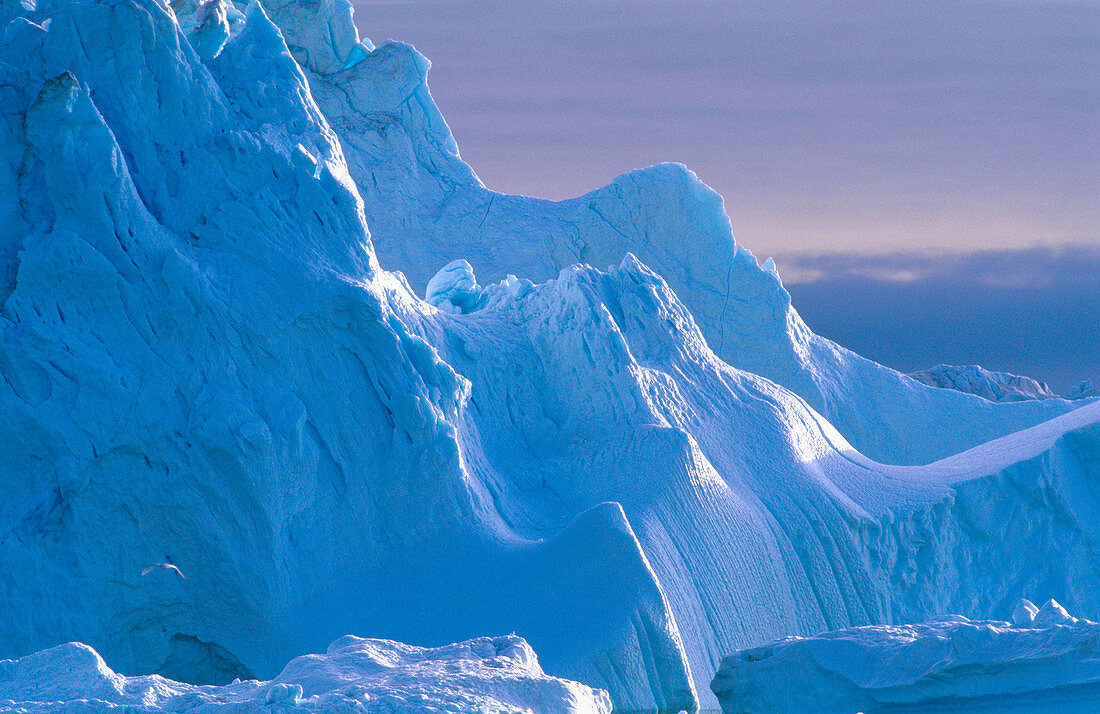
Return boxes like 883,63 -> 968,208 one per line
0,635 -> 611,712
909,363 -> 1057,402
712,604 -> 1100,713
2,0 -> 1100,712
283,6 -> 1084,467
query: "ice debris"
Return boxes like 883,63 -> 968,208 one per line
713,607 -> 1100,713
1012,597 -> 1039,626
0,636 -> 612,713
1069,379 -> 1100,400
909,363 -> 1057,402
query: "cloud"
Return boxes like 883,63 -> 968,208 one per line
777,245 -> 1100,392
774,244 -> 1100,288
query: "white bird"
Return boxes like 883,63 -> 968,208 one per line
141,562 -> 187,579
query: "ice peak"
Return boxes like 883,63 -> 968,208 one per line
425,259 -> 482,314
1012,598 -> 1038,626
30,69 -> 79,109
170,0 -> 237,59
263,0 -> 358,75
1069,379 -> 1099,400
1033,598 -> 1078,627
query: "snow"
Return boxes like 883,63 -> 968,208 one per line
0,0 -> 1098,712
711,606 -> 1100,713
909,363 -> 1057,402
0,635 -> 612,712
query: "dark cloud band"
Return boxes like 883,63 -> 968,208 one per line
780,245 -> 1100,392
775,244 -> 1100,288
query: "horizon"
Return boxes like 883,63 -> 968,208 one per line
354,0 -> 1099,391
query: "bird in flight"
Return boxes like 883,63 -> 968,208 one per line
141,562 -> 187,579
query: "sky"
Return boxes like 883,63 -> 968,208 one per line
353,0 -> 1099,391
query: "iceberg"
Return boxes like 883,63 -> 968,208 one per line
1069,379 -> 1099,400
290,9 -> 1086,467
0,0 -> 1098,711
711,606 -> 1100,713
0,635 -> 611,712
909,363 -> 1057,402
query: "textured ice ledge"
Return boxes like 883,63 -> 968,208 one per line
0,635 -> 612,713
711,602 -> 1100,713
908,363 -> 1057,402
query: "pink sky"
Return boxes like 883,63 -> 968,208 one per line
354,0 -> 1098,259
